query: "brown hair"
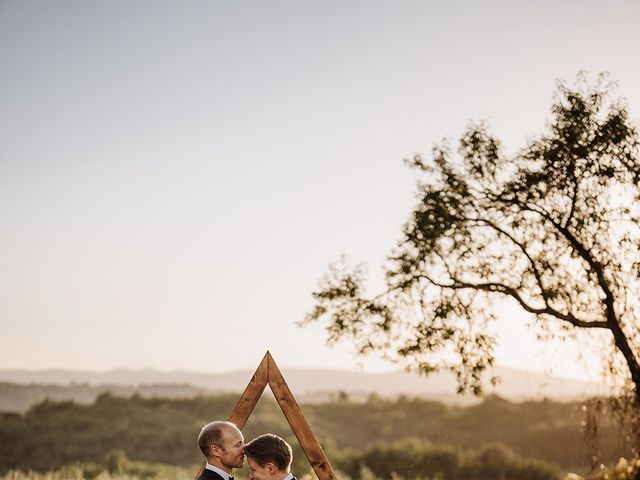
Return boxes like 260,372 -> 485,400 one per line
245,433 -> 292,471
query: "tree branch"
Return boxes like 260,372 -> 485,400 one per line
563,170 -> 579,229
416,271 -> 609,329
512,199 -> 640,394
461,216 -> 551,304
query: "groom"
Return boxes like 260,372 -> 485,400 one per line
197,421 -> 245,480
245,433 -> 296,480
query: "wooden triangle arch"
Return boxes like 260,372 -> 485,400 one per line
195,351 -> 338,480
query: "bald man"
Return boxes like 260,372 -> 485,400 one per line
197,421 -> 245,480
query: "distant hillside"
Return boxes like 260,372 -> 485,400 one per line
0,382 -> 211,413
0,366 -> 604,413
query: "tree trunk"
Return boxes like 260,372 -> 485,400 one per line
609,320 -> 640,406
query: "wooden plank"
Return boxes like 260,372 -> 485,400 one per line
267,352 -> 338,480
194,352 -> 269,479
228,351 -> 269,428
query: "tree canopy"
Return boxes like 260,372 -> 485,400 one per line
305,74 -> 640,404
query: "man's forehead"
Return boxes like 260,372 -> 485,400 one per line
222,425 -> 243,441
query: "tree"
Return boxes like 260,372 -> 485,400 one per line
304,74 -> 640,406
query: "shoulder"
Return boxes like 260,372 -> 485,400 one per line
198,469 -> 225,480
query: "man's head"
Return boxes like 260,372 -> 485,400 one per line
244,434 -> 293,480
197,421 -> 245,473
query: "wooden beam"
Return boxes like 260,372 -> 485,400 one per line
267,352 -> 338,480
228,351 -> 269,428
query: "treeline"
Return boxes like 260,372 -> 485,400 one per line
0,382 -> 212,413
0,393 -> 628,475
339,439 -> 561,480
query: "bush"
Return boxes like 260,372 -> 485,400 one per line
564,457 -> 640,480
335,438 -> 562,480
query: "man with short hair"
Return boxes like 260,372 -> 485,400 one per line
197,421 -> 245,480
244,433 -> 296,480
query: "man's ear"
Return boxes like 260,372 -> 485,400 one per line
209,444 -> 220,459
266,463 -> 276,475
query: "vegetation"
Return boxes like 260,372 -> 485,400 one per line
3,455 -> 636,480
0,393 -> 632,477
565,457 -> 640,480
305,74 -> 640,407
338,438 -> 562,480
0,442 -> 565,480
0,457 -> 192,480
0,382 -> 209,413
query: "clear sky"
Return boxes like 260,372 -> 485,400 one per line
1,0 -> 639,382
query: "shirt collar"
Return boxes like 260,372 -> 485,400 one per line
205,462 -> 233,480
282,473 -> 294,480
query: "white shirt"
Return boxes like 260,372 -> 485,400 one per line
282,474 -> 294,480
205,462 -> 233,480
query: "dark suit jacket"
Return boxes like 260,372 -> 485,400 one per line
197,467 -> 227,480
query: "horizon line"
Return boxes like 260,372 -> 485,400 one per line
0,363 -> 599,383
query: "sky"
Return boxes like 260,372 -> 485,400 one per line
1,0 -> 639,383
